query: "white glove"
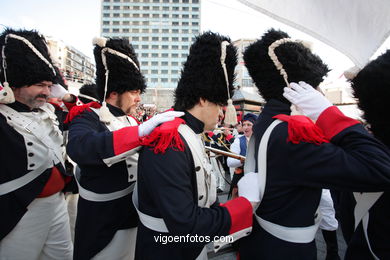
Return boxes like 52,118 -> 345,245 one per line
238,172 -> 260,203
50,84 -> 68,99
283,81 -> 333,121
138,111 -> 185,137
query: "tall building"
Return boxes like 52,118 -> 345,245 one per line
232,39 -> 256,90
47,37 -> 95,89
100,0 -> 201,92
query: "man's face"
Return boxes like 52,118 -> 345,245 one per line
116,90 -> 141,115
242,120 -> 254,137
202,100 -> 222,131
13,81 -> 52,109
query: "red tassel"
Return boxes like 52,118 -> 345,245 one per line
273,114 -> 329,145
142,118 -> 186,154
65,101 -> 101,123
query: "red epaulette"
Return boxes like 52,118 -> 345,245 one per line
273,114 -> 329,145
142,117 -> 186,154
64,101 -> 101,123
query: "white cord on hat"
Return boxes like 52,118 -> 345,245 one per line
78,93 -> 99,103
220,40 -> 237,126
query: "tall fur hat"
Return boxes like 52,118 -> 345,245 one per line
351,50 -> 390,145
93,37 -> 146,101
244,28 -> 329,103
0,28 -> 57,89
173,31 -> 237,111
78,83 -> 100,104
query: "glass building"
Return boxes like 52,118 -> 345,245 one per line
100,0 -> 201,90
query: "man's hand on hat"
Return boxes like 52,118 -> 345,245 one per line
138,111 -> 185,137
283,81 -> 333,121
238,171 -> 260,209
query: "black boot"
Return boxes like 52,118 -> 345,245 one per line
322,230 -> 341,260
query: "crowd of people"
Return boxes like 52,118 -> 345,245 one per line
0,25 -> 389,260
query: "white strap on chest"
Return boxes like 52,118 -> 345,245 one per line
246,119 -> 321,243
132,124 -> 217,233
0,104 -> 64,165
353,192 -> 382,260
178,124 -> 216,207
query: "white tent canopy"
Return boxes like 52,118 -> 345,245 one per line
238,0 -> 390,68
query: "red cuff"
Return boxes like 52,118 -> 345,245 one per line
113,126 -> 141,155
208,131 -> 214,137
226,134 -> 234,141
316,106 -> 360,140
220,197 -> 253,234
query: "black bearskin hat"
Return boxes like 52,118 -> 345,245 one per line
78,83 -> 100,104
0,28 -> 57,88
244,28 -> 329,103
93,37 -> 146,101
173,31 -> 237,111
54,66 -> 68,90
351,50 -> 390,145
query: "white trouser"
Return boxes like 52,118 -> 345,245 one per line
0,192 -> 73,260
319,189 -> 338,231
195,246 -> 208,260
92,227 -> 137,260
65,193 -> 78,242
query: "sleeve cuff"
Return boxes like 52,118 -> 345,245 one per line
316,106 -> 360,140
220,197 -> 253,234
225,134 -> 234,141
113,126 -> 141,155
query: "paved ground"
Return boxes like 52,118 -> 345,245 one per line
207,192 -> 347,259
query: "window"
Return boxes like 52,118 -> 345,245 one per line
113,13 -> 120,17
192,15 -> 199,19
133,28 -> 139,33
153,6 -> 159,10
172,37 -> 179,41
161,78 -> 168,82
182,14 -> 189,18
152,61 -> 158,66
141,61 -> 149,66
172,29 -> 179,33
152,37 -> 159,41
193,7 -> 199,11
172,14 -> 179,18
133,13 -> 140,18
132,36 -> 139,41
152,14 -> 159,18
182,22 -> 189,26
142,13 -> 149,18
152,29 -> 159,33
143,6 -> 150,10
171,70 -> 179,74
181,53 -> 187,58
182,29 -> 189,33
142,29 -> 149,33
103,13 -> 110,17
162,29 -> 169,33
123,13 -> 130,17
113,6 -> 120,10
172,45 -> 179,50
182,37 -> 188,41
141,53 -> 148,57
192,22 -> 199,26
113,28 -> 119,33
151,45 -> 159,49
133,21 -> 139,25
134,6 -> 140,10
103,28 -> 109,33
162,53 -> 169,57
141,69 -> 148,75
172,22 -> 179,26
103,6 -> 110,10
142,36 -> 149,41
151,78 -> 158,83
103,21 -> 110,25
161,61 -> 168,66
143,21 -> 149,25
123,21 -> 130,25
113,21 -> 119,25
171,53 -> 178,58
162,37 -> 169,41
151,70 -> 158,74
162,45 -> 169,49
142,45 -> 149,49
171,62 -> 179,66
151,53 -> 158,57
162,14 -> 169,18
123,28 -> 129,33
162,6 -> 169,10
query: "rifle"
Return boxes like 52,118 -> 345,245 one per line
205,146 -> 245,161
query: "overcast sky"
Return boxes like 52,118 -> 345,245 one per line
1,0 -> 389,83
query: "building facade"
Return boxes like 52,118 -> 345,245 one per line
100,0 -> 201,109
47,37 -> 95,87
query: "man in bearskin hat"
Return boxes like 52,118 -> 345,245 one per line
0,28 -> 76,259
334,50 -> 390,260
237,28 -> 390,259
66,37 -> 183,259
227,112 -> 257,198
134,31 -> 260,260
78,83 -> 100,104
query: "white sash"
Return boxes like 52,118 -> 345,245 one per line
245,119 -> 321,243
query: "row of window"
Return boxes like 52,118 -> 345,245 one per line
103,20 -> 199,26
103,5 -> 199,12
104,0 -> 199,4
139,52 -> 187,58
131,44 -> 189,50
102,28 -> 199,34
102,13 -> 199,20
127,36 -> 194,42
140,61 -> 181,66
147,77 -> 179,83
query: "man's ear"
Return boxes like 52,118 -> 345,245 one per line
107,91 -> 118,100
199,98 -> 207,107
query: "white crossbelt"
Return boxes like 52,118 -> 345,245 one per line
353,192 -> 382,260
75,167 -> 135,202
245,119 -> 321,243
